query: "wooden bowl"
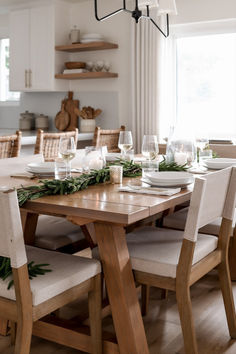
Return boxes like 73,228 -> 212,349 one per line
65,61 -> 86,69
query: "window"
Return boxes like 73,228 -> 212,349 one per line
0,38 -> 20,102
176,33 -> 236,139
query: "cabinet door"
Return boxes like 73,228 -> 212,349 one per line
29,6 -> 54,90
9,9 -> 30,91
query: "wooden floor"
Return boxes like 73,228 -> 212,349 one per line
1,270 -> 236,353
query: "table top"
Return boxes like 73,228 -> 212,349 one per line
0,155 -> 192,225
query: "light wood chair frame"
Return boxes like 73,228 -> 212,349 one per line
135,168 -> 236,354
0,131 -> 22,158
0,190 -> 102,354
34,128 -> 78,161
93,125 -> 125,152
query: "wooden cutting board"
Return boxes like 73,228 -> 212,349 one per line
54,92 -> 79,131
64,91 -> 79,131
55,101 -> 70,131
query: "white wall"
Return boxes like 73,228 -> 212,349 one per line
173,0 -> 236,24
0,0 -> 131,131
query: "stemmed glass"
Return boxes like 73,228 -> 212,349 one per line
59,137 -> 76,178
118,131 -> 133,158
141,135 -> 159,160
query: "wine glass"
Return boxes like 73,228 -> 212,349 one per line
59,137 -> 76,178
118,131 -> 133,158
141,135 -> 159,160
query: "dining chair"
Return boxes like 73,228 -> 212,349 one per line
0,189 -> 102,354
92,125 -> 125,152
0,131 -> 22,158
124,168 -> 236,353
163,144 -> 236,280
34,128 -> 78,161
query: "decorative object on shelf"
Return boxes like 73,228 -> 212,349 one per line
80,33 -> 105,43
35,114 -> 49,130
69,25 -> 80,44
166,126 -> 196,166
104,61 -> 110,72
94,0 -> 177,38
54,92 -> 79,131
65,61 -> 86,69
75,106 -> 102,133
86,61 -> 94,72
95,60 -> 104,72
19,110 -> 35,131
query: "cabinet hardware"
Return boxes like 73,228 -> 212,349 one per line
25,70 -> 28,88
29,69 -> 32,88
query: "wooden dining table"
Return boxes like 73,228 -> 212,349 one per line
0,155 -> 193,353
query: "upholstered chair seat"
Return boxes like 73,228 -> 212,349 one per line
0,246 -> 100,306
35,215 -> 85,250
126,227 -> 218,278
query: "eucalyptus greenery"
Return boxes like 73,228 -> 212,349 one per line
159,157 -> 188,171
0,257 -> 52,290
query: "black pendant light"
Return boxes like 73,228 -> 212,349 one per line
94,0 -> 177,38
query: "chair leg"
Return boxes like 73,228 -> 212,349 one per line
10,321 -> 16,345
0,319 -> 8,336
141,284 -> 150,316
14,318 -> 32,354
218,262 -> 236,338
176,286 -> 198,354
88,274 -> 102,354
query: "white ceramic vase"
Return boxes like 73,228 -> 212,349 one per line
80,118 -> 96,133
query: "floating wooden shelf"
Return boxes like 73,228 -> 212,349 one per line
55,72 -> 118,80
55,41 -> 118,53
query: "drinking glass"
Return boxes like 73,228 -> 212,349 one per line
141,135 -> 159,160
118,131 -> 133,158
58,137 -> 76,178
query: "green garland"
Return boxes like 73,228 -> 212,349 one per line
0,257 -> 52,289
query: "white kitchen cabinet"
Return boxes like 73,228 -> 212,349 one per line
9,3 -> 69,92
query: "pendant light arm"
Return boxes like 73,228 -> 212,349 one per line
149,14 -> 169,38
94,0 -> 132,22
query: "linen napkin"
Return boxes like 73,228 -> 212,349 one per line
118,186 -> 181,196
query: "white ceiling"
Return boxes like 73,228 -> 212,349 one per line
0,0 -> 89,14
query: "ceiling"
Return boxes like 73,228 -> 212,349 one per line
0,0 -> 88,14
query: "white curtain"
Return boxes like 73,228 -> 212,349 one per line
131,14 -> 176,152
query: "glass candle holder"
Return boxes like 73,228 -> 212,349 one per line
109,166 -> 123,184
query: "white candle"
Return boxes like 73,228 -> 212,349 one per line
109,166 -> 123,184
174,152 -> 187,165
89,159 -> 103,170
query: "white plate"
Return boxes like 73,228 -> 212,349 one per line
204,158 -> 236,170
27,162 -> 55,173
105,153 -> 121,161
145,171 -> 193,184
142,177 -> 193,188
80,39 -> 104,43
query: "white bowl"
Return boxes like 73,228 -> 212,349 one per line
204,158 -> 236,170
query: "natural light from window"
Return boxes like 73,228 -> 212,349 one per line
0,38 -> 20,102
177,33 -> 236,140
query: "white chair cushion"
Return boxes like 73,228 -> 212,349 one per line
126,227 -> 218,278
163,207 -> 235,236
0,246 -> 101,306
92,227 -> 218,278
35,215 -> 85,250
